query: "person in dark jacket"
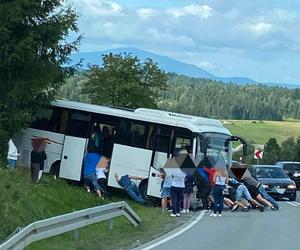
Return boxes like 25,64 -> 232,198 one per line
194,167 -> 211,210
31,138 -> 47,183
182,174 -> 194,213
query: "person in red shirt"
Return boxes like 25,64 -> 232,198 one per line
204,166 -> 216,188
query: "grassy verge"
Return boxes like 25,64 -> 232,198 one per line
0,168 -> 181,250
224,120 -> 300,145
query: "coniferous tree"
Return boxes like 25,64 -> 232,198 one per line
0,0 -> 81,156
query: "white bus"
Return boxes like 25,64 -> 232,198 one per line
13,100 -> 247,199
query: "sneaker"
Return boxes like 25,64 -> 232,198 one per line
271,206 -> 279,211
218,214 -> 222,217
259,205 -> 264,212
176,213 -> 181,217
210,213 -> 217,217
231,204 -> 239,212
186,209 -> 190,214
170,213 -> 176,217
181,209 -> 186,214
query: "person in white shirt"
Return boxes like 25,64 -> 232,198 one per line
7,139 -> 19,170
170,168 -> 186,217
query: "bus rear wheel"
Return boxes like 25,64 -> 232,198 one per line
50,161 -> 60,180
139,181 -> 160,205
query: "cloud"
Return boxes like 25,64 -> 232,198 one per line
71,0 -> 123,17
167,4 -> 213,19
198,61 -> 215,71
249,22 -> 273,36
68,0 -> 300,83
137,8 -> 156,20
145,28 -> 195,46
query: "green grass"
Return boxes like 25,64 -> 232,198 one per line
0,168 -> 177,250
223,120 -> 300,145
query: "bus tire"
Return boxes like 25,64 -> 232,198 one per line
139,180 -> 160,205
50,161 -> 60,180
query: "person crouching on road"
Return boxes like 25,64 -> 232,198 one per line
83,152 -> 103,199
114,173 -> 145,204
211,169 -> 228,217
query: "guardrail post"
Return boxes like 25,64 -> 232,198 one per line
108,218 -> 114,231
72,229 -> 79,241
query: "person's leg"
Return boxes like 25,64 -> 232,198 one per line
176,188 -> 181,214
127,184 -> 144,204
256,194 -> 272,208
258,185 -> 279,208
212,187 -> 219,214
186,193 -> 192,211
171,186 -> 178,215
90,174 -> 102,198
218,190 -> 224,214
183,193 -> 188,210
7,159 -> 16,171
161,197 -> 167,210
31,164 -> 40,183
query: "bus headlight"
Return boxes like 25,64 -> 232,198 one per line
288,184 -> 296,189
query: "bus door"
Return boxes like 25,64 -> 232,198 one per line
59,111 -> 90,181
147,135 -> 170,197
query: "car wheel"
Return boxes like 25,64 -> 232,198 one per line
289,197 -> 296,201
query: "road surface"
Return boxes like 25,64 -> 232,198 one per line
148,192 -> 300,250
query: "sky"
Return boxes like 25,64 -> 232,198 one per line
68,0 -> 300,84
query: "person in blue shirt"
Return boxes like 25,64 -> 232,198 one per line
83,152 -> 103,199
115,173 -> 145,204
158,168 -> 172,212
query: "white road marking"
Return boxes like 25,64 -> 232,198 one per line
287,202 -> 298,207
142,211 -> 205,250
291,201 -> 300,206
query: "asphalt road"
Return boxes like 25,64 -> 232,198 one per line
149,192 -> 300,250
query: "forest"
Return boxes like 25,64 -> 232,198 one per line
59,72 -> 300,121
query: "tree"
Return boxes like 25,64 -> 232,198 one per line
294,137 -> 300,162
0,0 -> 81,157
279,137 -> 296,161
262,138 -> 281,164
82,53 -> 168,108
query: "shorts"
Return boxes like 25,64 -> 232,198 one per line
161,187 -> 171,198
236,185 -> 252,201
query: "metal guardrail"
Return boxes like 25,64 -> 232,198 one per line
0,201 -> 142,250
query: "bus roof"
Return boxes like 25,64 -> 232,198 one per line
53,100 -> 231,135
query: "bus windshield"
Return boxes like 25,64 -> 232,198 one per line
197,132 -> 232,167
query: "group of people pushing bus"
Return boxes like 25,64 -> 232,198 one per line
6,126 -> 280,216
158,156 -> 280,218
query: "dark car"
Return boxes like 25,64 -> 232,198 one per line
248,165 -> 297,201
276,161 -> 300,189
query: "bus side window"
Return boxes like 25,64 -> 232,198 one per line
115,120 -> 148,149
66,111 -> 90,138
31,107 -> 67,134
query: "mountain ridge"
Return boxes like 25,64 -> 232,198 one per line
70,47 -> 299,88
